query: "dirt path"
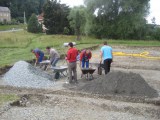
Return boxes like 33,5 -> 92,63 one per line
0,46 -> 160,120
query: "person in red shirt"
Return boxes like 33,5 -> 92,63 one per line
80,49 -> 92,68
66,42 -> 78,84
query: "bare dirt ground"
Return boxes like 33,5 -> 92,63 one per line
0,46 -> 160,120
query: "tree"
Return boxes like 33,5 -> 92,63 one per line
68,6 -> 86,40
0,0 -> 11,7
43,0 -> 70,34
27,13 -> 42,33
8,0 -> 47,22
84,0 -> 150,39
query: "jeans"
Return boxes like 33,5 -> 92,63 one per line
51,58 -> 59,67
104,59 -> 112,74
38,53 -> 44,62
82,60 -> 89,68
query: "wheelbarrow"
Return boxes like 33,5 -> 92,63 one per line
39,60 -> 51,70
50,66 -> 68,79
81,68 -> 96,80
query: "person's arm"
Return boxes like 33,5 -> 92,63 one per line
89,52 -> 92,59
35,53 -> 39,66
67,51 -> 71,61
79,52 -> 84,68
111,49 -> 113,62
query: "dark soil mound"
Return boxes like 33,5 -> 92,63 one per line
77,71 -> 158,98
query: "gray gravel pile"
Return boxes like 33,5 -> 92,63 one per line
3,61 -> 55,89
77,71 -> 158,98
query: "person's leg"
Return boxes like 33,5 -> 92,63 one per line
103,59 -> 108,74
51,58 -> 59,67
82,60 -> 85,68
105,59 -> 112,74
68,63 -> 73,83
38,54 -> 44,63
108,59 -> 112,72
72,62 -> 77,83
86,61 -> 89,68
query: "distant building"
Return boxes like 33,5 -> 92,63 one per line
37,13 -> 47,32
37,13 -> 44,24
0,6 -> 11,22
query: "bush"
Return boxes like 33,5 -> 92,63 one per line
27,13 -> 42,33
63,27 -> 70,35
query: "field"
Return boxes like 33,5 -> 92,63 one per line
0,30 -> 160,67
0,94 -> 18,106
0,24 -> 26,31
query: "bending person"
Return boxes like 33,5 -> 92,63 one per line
80,49 -> 92,68
46,46 -> 60,67
31,48 -> 44,66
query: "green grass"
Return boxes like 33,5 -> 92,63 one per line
0,24 -> 26,31
0,31 -> 160,67
0,31 -> 39,48
0,94 -> 19,106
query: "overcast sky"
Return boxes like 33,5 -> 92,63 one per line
60,0 -> 160,25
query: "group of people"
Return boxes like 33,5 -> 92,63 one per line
31,47 -> 60,67
31,41 -> 113,84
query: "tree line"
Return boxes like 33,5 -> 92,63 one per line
1,0 -> 160,40
0,0 -> 47,22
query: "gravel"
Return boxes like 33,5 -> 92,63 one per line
77,71 -> 158,98
2,61 -> 55,89
0,94 -> 159,120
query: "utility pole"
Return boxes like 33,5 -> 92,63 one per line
24,11 -> 27,24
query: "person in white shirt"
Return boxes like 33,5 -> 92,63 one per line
46,46 -> 60,67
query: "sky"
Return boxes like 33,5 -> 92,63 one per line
60,0 -> 160,25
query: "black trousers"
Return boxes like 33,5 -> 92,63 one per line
104,59 -> 112,74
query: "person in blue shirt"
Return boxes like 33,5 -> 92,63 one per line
100,41 -> 113,74
31,48 -> 44,66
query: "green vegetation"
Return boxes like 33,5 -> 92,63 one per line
68,6 -> 86,40
0,31 -> 160,67
43,0 -> 70,34
27,14 -> 42,33
0,24 -> 26,31
0,94 -> 19,106
0,0 -> 47,22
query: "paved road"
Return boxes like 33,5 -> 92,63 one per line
0,29 -> 23,33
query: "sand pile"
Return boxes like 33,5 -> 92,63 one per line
77,71 -> 158,98
3,61 -> 55,89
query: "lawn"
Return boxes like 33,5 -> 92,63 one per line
0,30 -> 160,67
0,24 -> 26,31
0,94 -> 19,106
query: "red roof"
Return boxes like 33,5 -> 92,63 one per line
37,13 -> 44,21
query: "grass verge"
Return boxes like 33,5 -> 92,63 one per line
0,94 -> 19,106
0,24 -> 26,31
